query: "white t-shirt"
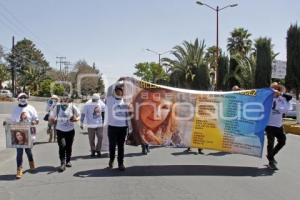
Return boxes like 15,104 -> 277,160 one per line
10,105 -> 39,123
81,100 -> 105,128
268,96 -> 290,127
50,104 -> 80,132
106,96 -> 128,127
46,99 -> 57,112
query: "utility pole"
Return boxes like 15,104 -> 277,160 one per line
11,36 -> 15,97
63,61 -> 71,81
56,56 -> 66,72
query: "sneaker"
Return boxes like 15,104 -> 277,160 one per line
16,167 -> 23,179
146,145 -> 150,153
58,163 -> 66,172
96,151 -> 101,158
198,149 -> 204,154
66,162 -> 72,168
268,161 -> 278,170
142,146 -> 147,155
118,164 -> 125,171
266,155 -> 277,164
91,151 -> 96,158
108,160 -> 114,169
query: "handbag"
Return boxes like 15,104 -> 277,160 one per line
43,113 -> 49,121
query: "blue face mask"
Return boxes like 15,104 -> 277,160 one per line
61,104 -> 68,111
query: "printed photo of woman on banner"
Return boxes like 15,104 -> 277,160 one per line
131,88 -> 180,146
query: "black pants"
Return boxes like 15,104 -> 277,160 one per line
108,126 -> 127,165
56,129 -> 75,164
265,126 -> 286,159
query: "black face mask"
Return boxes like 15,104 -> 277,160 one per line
18,103 -> 28,108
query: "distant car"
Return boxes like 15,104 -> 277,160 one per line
0,89 -> 13,98
285,98 -> 298,119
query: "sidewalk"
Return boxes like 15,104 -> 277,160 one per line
284,119 -> 300,135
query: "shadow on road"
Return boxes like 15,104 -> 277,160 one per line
171,151 -> 199,156
71,153 -> 109,161
0,174 -> 16,181
34,141 -> 50,146
125,153 -> 145,157
24,166 -> 58,174
206,152 -> 231,156
73,165 -> 275,178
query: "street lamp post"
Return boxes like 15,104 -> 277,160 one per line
196,1 -> 238,90
145,49 -> 171,67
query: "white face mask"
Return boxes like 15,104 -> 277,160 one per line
18,98 -> 28,105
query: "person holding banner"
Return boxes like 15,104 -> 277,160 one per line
49,96 -> 80,172
13,131 -> 28,145
266,83 -> 291,170
6,93 -> 39,179
106,84 -> 129,171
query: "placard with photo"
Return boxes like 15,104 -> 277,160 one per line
5,122 -> 33,148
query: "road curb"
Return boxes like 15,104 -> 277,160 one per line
284,123 -> 300,135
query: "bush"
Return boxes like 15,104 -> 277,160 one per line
39,79 -> 64,97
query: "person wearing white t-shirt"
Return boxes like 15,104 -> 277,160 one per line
45,95 -> 59,142
106,85 -> 129,171
4,93 -> 39,179
265,83 -> 291,170
49,96 -> 80,172
80,93 -> 105,157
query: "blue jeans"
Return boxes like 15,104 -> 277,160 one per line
16,148 -> 33,168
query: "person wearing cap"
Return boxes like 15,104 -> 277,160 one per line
106,83 -> 129,171
4,93 -> 39,179
265,83 -> 291,170
80,93 -> 106,157
49,96 -> 80,172
46,95 -> 59,142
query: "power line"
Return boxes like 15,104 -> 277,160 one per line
0,1 -> 64,58
56,56 -> 66,72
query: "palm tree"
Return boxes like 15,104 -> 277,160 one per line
227,27 -> 253,57
224,54 -> 254,89
162,39 -> 211,90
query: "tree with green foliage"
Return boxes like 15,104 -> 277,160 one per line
162,39 -> 211,90
227,27 -> 254,89
39,79 -> 64,97
134,62 -> 168,84
254,37 -> 272,88
286,24 -> 300,100
0,64 -> 9,89
227,27 -> 253,57
72,60 -> 105,97
217,54 -> 229,90
6,38 -> 49,93
0,45 -> 9,89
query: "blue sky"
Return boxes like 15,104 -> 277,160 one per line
0,0 -> 299,85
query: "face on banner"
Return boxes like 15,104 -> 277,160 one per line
133,88 -> 179,145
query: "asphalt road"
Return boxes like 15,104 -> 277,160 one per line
0,101 -> 299,200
